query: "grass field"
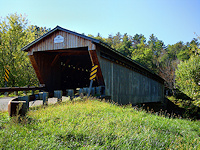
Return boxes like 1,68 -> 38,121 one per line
0,98 -> 200,149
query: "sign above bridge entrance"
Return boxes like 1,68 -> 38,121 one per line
54,35 -> 64,43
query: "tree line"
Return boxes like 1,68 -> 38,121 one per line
0,13 -> 199,104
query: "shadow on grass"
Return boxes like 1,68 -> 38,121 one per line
136,98 -> 200,120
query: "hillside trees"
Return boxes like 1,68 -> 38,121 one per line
175,37 -> 200,104
0,13 -> 48,87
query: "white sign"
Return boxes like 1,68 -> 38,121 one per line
54,35 -> 64,43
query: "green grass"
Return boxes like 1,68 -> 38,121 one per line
0,98 -> 200,149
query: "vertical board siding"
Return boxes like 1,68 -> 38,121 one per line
28,30 -> 96,55
99,57 -> 164,104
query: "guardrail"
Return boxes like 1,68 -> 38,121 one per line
7,86 -> 107,117
0,86 -> 45,93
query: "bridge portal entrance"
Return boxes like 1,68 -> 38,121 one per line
31,47 -> 99,92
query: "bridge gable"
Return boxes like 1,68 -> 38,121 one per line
22,26 -> 97,55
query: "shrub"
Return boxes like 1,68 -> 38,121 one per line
175,56 -> 200,104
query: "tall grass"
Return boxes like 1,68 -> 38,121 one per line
0,98 -> 199,149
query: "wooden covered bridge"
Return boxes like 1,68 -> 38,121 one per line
22,26 -> 164,104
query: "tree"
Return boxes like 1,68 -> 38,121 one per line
159,39 -> 199,91
0,13 -> 41,87
175,56 -> 200,103
93,33 -> 107,43
148,34 -> 164,58
188,38 -> 199,56
132,36 -> 155,71
106,34 -> 114,47
117,33 -> 133,57
29,25 -> 50,39
112,32 -> 122,50
132,34 -> 145,48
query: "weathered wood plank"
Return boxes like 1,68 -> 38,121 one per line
29,55 -> 44,83
98,56 -> 164,104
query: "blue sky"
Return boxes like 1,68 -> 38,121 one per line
0,0 -> 200,45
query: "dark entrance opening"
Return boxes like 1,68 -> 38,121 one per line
60,48 -> 98,90
34,47 -> 98,92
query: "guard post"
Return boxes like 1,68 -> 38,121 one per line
43,92 -> 49,105
54,90 -> 63,103
4,68 -> 9,95
88,65 -> 98,97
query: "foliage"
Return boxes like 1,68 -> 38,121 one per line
132,36 -> 155,71
0,13 -> 36,87
0,99 -> 199,149
175,56 -> 200,103
0,13 -> 49,87
29,25 -> 50,39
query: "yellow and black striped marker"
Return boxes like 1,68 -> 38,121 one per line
4,68 -> 9,82
90,65 -> 98,80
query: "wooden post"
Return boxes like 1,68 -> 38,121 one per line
4,81 -> 8,96
83,87 -> 89,96
54,90 -> 62,103
18,96 -> 30,110
43,92 -> 49,105
87,80 -> 93,97
91,87 -> 95,96
8,100 -> 27,117
32,90 -> 35,95
66,89 -> 74,100
38,92 -> 43,100
14,91 -> 18,96
96,86 -> 101,95
23,91 -> 27,95
78,88 -> 83,95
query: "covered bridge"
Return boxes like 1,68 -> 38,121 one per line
22,26 -> 164,104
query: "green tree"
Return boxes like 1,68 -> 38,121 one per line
132,36 -> 155,71
160,40 -> 199,91
148,34 -> 164,58
175,56 -> 200,103
106,34 -> 114,47
0,13 -> 39,87
112,32 -> 122,50
118,33 -> 133,57
188,38 -> 199,56
132,34 -> 145,48
30,25 -> 50,39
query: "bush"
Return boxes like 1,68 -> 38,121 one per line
175,56 -> 200,104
